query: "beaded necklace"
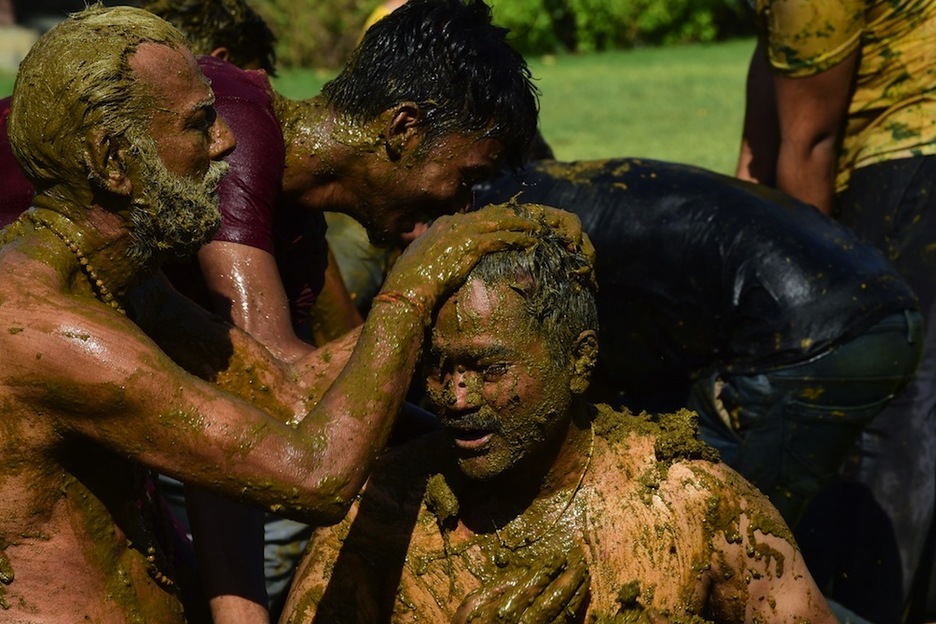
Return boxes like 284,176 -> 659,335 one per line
25,213 -> 126,315
490,420 -> 595,551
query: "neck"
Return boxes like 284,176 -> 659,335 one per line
24,203 -> 141,311
279,95 -> 387,216
460,402 -> 595,527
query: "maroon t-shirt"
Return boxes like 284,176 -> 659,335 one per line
162,56 -> 328,326
0,97 -> 36,227
0,55 -> 329,326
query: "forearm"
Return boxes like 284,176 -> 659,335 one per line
769,49 -> 858,215
198,241 -> 315,364
292,295 -> 427,521
736,44 -> 780,186
775,137 -> 839,214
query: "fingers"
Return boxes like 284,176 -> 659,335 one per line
386,200 -> 591,311
536,565 -> 590,624
498,550 -> 567,621
453,565 -> 528,624
471,203 -> 591,263
530,547 -> 590,624
453,548 -> 592,624
536,206 -> 594,263
502,548 -> 591,624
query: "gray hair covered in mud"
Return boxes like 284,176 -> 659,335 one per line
467,202 -> 598,364
8,4 -> 189,196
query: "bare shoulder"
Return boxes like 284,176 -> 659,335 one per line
0,255 -> 166,390
593,404 -> 795,560
591,405 -> 725,503
586,406 -> 832,622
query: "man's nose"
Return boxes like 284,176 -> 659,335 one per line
210,114 -> 236,160
447,368 -> 480,409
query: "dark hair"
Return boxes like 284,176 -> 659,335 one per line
138,0 -> 277,75
322,0 -> 539,170
469,203 -> 598,363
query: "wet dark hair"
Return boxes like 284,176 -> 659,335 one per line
322,0 -> 539,170
138,0 -> 277,75
469,203 -> 598,364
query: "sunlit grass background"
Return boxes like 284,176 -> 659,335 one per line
0,37 -> 753,175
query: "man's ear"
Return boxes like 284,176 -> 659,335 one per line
384,102 -> 420,161
209,46 -> 231,62
84,128 -> 133,196
569,329 -> 598,395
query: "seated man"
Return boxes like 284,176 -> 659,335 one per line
281,206 -> 837,623
472,158 -> 923,529
0,7 -> 570,621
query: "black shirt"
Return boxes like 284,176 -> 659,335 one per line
474,158 -> 916,396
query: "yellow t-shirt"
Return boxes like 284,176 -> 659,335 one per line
749,0 -> 936,190
361,4 -> 395,35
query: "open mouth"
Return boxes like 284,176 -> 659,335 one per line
445,425 -> 494,451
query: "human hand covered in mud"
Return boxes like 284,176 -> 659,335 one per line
451,546 -> 590,624
380,202 -> 589,317
607,580 -> 672,623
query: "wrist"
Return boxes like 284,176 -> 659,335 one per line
372,290 -> 431,325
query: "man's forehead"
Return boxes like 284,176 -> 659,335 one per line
435,279 -> 525,339
129,42 -> 212,104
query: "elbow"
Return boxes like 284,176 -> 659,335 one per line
313,492 -> 357,526
292,475 -> 362,526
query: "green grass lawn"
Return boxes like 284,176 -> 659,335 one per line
529,38 -> 754,174
0,37 -> 753,175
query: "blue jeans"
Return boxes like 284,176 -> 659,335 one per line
691,310 -> 924,526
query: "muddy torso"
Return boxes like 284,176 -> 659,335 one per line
389,439 -> 718,620
294,408 -> 780,622
0,453 -> 185,622
474,158 -> 916,395
0,250 -> 186,622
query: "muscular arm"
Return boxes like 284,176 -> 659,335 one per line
43,206 -> 554,516
173,254 -> 348,621
737,42 -> 858,215
196,240 -> 315,363
771,50 -> 858,215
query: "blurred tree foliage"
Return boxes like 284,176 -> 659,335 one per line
251,0 -> 373,69
492,0 -> 754,54
252,0 -> 754,69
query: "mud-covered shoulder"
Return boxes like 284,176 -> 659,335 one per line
290,433 -> 449,621
350,431 -> 449,528
592,404 -> 719,465
591,403 -> 793,553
